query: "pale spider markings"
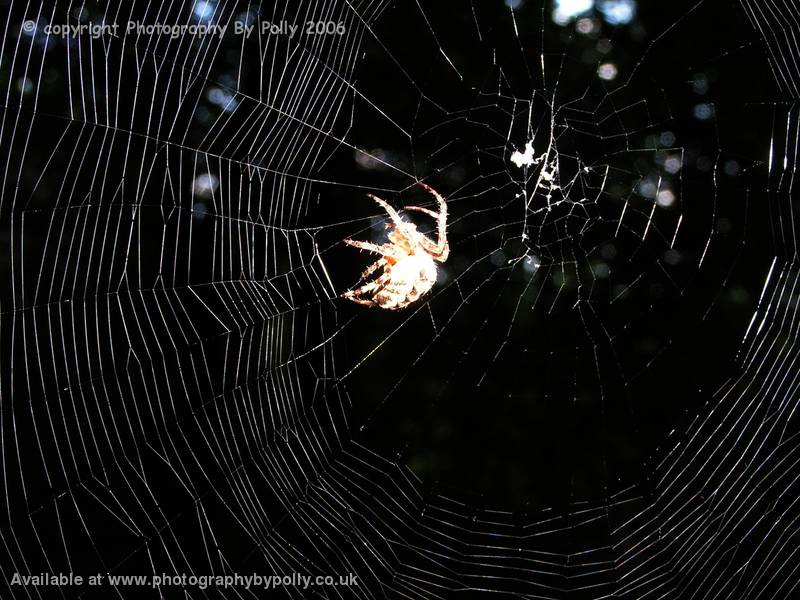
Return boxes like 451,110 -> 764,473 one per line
342,183 -> 449,311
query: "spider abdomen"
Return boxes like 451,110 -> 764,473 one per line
376,253 -> 438,310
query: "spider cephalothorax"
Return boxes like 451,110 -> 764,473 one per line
343,183 -> 449,310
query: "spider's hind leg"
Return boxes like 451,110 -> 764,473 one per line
342,282 -> 375,299
342,273 -> 391,307
343,295 -> 377,307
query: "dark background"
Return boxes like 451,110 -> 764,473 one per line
316,0 -> 775,510
1,0 -> 794,598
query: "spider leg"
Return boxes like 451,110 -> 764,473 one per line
343,295 -> 377,307
416,234 -> 444,258
343,238 -> 390,255
360,257 -> 388,280
342,271 -> 392,306
366,193 -> 405,228
417,183 -> 449,261
366,192 -> 421,245
417,182 -> 446,208
343,286 -> 371,299
345,238 -> 405,265
342,281 -> 377,299
386,229 -> 414,254
346,268 -> 391,293
429,240 -> 449,262
404,209 -> 448,257
404,205 -> 439,219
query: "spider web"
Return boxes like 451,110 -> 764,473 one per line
1,0 -> 799,598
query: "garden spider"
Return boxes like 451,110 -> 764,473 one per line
343,183 -> 449,310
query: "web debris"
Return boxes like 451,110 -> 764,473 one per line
510,139 -> 538,168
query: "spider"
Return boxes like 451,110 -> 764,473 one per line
343,182 -> 449,310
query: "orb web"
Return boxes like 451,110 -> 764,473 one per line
1,0 -> 799,598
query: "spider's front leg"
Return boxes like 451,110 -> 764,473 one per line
366,193 -> 405,229
404,206 -> 439,219
415,183 -> 449,261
